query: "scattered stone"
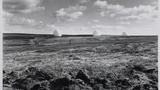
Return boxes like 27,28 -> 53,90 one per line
148,74 -> 158,82
144,69 -> 155,74
133,65 -> 147,72
69,55 -> 74,57
68,84 -> 81,90
21,66 -> 52,81
115,79 -> 131,89
49,77 -> 72,89
132,84 -> 157,90
35,70 -> 52,81
93,84 -> 103,90
31,81 -> 50,90
68,55 -> 81,60
74,79 -> 85,85
7,71 -> 18,78
94,77 -> 108,88
143,84 -> 152,90
3,70 -> 6,74
3,71 -> 18,84
132,85 -> 141,90
76,69 -> 91,83
11,78 -> 36,90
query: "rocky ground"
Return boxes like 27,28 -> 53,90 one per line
3,36 -> 158,90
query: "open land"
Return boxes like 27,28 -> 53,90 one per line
3,35 -> 158,90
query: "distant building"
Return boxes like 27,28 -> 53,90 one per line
122,32 -> 127,36
54,29 -> 62,37
93,30 -> 101,36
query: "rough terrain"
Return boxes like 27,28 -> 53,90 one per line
3,36 -> 158,90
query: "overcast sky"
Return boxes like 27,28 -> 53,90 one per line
2,0 -> 158,35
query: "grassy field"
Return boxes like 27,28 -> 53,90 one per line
3,35 -> 158,90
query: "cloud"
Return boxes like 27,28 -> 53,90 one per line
79,0 -> 91,3
117,5 -> 157,15
94,0 -> 107,8
3,16 -> 57,34
68,11 -> 83,19
151,1 -> 158,6
110,13 -> 116,17
4,16 -> 50,29
94,24 -> 125,30
119,10 -> 158,22
3,0 -> 45,14
107,4 -> 124,11
119,21 -> 131,25
94,0 -> 157,15
94,0 -> 158,23
54,5 -> 87,21
99,11 -> 105,17
2,10 -> 14,17
93,19 -> 100,23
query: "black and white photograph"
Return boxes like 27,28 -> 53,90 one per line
2,0 -> 158,90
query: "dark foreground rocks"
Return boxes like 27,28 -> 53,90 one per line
3,64 -> 158,90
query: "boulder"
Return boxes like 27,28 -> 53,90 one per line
93,84 -> 103,90
144,69 -> 155,74
11,78 -> 36,90
133,65 -> 147,72
94,77 -> 108,87
132,85 -> 141,90
34,70 -> 52,81
74,79 -> 85,85
49,77 -> 72,89
76,69 -> 91,83
3,70 -> 6,74
31,81 -> 50,90
115,79 -> 131,89
132,84 -> 157,90
21,67 -> 52,81
68,84 -> 81,90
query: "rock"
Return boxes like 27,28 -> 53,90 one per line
132,85 -> 141,90
94,77 -> 108,87
132,84 -> 156,90
49,77 -> 72,89
11,78 -> 36,90
148,74 -> 158,82
22,67 -> 52,81
68,55 -> 81,60
89,79 -> 96,87
3,71 -> 18,84
143,84 -> 151,90
144,69 -> 155,74
74,79 -> 85,85
133,65 -> 147,72
69,55 -> 74,57
7,71 -> 18,78
133,74 -> 140,80
3,76 -> 11,84
133,73 -> 150,83
115,79 -> 131,89
93,84 -> 103,90
68,84 -> 81,90
3,70 -> 6,74
76,69 -> 91,83
26,66 -> 39,75
35,70 -> 52,81
31,81 -> 50,90
31,84 -> 42,90
27,67 -> 39,72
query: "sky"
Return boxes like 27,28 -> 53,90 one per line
2,0 -> 159,35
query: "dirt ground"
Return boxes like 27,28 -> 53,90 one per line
3,36 -> 158,90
